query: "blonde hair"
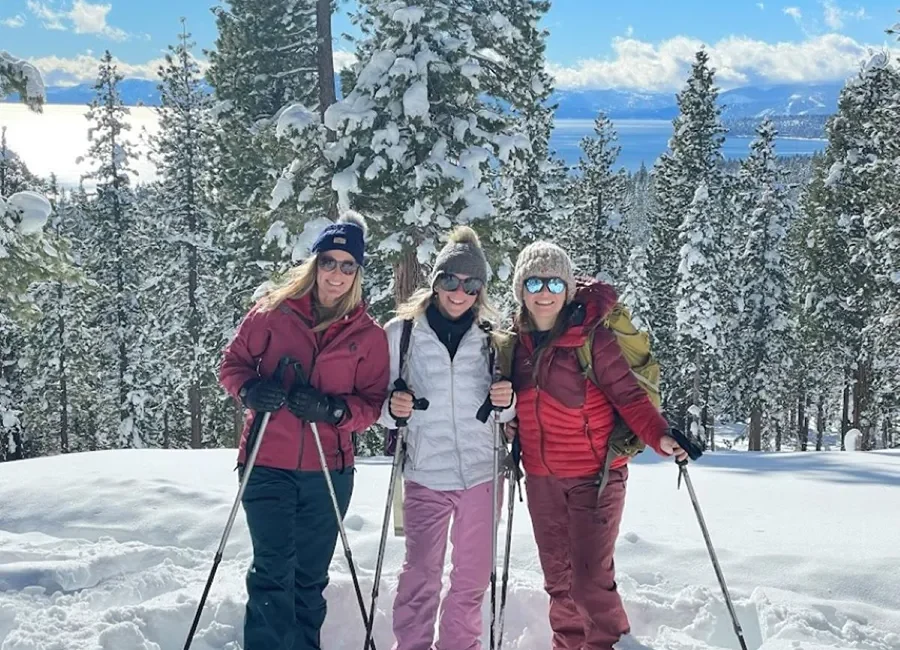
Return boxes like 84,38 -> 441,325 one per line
258,253 -> 363,332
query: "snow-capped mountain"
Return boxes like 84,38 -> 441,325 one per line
551,82 -> 843,120
4,78 -> 843,121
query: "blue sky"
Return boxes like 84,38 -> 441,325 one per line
2,0 -> 898,90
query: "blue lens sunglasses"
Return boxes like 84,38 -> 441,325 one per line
524,276 -> 566,295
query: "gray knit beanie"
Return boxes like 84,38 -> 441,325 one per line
430,226 -> 489,286
512,241 -> 577,304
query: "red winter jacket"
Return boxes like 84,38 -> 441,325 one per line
219,292 -> 389,472
511,279 -> 669,478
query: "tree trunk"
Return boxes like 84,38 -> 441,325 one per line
689,349 -> 702,444
316,0 -> 337,123
393,248 -> 423,306
57,278 -> 70,454
797,380 -> 807,451
852,358 -> 871,450
816,393 -> 825,451
841,377 -> 850,450
749,405 -> 762,451
163,408 -> 170,449
775,414 -> 783,451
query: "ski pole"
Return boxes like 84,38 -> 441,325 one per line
183,357 -> 291,650
362,378 -> 427,650
489,410 -> 502,650
496,435 -> 521,650
670,429 -> 748,650
289,361 -> 376,650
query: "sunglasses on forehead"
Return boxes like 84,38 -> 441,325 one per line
435,272 -> 484,296
524,276 -> 566,295
317,255 -> 359,275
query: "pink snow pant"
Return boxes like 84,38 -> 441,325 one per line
525,467 -> 630,650
392,479 -> 499,650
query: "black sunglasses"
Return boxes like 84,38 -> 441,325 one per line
435,272 -> 484,296
318,255 -> 359,275
524,276 -> 566,295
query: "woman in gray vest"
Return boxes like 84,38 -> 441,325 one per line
378,226 -> 515,650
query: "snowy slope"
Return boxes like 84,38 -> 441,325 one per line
1,449 -> 899,650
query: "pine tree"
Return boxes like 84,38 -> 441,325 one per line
649,49 -> 727,432
475,0 -> 568,277
322,0 -> 528,308
565,112 -> 629,283
146,21 -> 226,449
796,55 -> 900,450
731,119 -> 795,449
79,51 -> 143,448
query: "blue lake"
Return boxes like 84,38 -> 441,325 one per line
550,119 -> 827,172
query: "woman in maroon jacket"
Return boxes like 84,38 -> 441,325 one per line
219,211 -> 389,650
506,241 -> 688,650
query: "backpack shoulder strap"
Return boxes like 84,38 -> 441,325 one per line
398,318 -> 413,378
575,327 -> 600,388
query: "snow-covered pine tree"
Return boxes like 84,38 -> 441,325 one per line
321,0 -> 528,311
649,49 -> 727,430
472,0 -> 569,282
674,181 -> 723,444
795,55 -> 900,450
564,112 -> 629,283
79,50 -> 144,448
146,21 -> 228,449
205,0 -> 321,297
0,51 -> 44,111
730,119 -> 795,450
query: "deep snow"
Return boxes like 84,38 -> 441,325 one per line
1,448 -> 899,650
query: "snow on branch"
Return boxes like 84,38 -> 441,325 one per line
0,51 -> 45,112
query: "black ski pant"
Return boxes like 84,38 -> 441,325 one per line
239,465 -> 354,650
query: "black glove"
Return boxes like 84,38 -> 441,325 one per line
288,385 -> 348,425
239,377 -> 287,412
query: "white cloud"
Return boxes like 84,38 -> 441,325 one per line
27,1 -> 66,30
547,33 -> 897,92
28,51 -> 356,87
333,50 -> 356,72
26,0 -> 128,40
784,6 -> 803,20
626,25 -> 634,37
757,2 -> 765,9
2,14 -> 26,28
822,0 -> 867,30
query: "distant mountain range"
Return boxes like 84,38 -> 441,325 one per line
4,77 -> 842,124
550,82 -> 842,120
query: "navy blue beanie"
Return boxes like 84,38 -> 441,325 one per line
310,211 -> 368,267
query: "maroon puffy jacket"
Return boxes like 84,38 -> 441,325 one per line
219,292 -> 389,472
512,279 -> 669,478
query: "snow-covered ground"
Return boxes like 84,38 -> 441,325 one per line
1,448 -> 899,650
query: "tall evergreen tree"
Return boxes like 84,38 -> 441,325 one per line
730,119 -> 795,449
321,0 -> 528,308
648,49 -> 727,432
564,112 -> 629,283
147,21 -> 226,448
79,51 -> 143,448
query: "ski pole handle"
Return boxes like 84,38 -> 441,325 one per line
391,378 -> 428,427
669,427 -> 704,463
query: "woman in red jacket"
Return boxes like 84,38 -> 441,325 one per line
507,241 -> 688,650
218,211 -> 389,650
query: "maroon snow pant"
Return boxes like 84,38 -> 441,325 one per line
525,467 -> 629,650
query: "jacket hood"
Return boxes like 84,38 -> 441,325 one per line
282,290 -> 371,330
555,277 -> 618,348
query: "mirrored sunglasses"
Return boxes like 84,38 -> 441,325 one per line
318,255 -> 359,275
436,272 -> 484,296
524,276 -> 566,295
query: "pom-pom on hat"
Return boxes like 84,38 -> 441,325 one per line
430,225 -> 489,287
310,210 -> 368,267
